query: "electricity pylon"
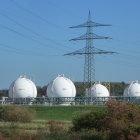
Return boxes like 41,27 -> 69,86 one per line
64,11 -> 117,97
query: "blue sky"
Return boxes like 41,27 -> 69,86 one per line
0,0 -> 140,89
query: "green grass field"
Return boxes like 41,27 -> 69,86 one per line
25,105 -> 106,121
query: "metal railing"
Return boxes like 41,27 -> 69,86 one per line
0,96 -> 140,105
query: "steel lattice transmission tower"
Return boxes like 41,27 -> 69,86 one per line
64,11 -> 117,97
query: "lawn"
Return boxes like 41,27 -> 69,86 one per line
25,105 -> 106,121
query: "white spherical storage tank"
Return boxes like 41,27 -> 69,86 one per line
9,76 -> 37,98
47,75 -> 76,98
123,81 -> 140,97
91,83 -> 109,97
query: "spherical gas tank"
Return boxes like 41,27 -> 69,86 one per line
123,81 -> 140,97
91,83 -> 109,97
9,76 -> 37,98
47,75 -> 76,97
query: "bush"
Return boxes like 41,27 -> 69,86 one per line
32,129 -> 106,140
72,100 -> 140,139
48,120 -> 66,132
74,129 -> 108,140
0,105 -> 35,122
72,110 -> 107,131
106,99 -> 140,124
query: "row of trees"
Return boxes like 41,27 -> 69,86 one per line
75,81 -> 128,96
0,82 -> 128,97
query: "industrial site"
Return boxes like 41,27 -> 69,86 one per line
0,0 -> 140,139
1,74 -> 140,105
0,11 -> 140,105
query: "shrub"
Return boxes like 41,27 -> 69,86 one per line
33,129 -> 106,140
74,129 -> 107,140
72,110 -> 107,131
72,100 -> 140,139
0,105 -> 35,122
106,99 -> 140,125
48,120 -> 66,132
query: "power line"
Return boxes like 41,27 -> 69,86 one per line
10,0 -> 77,35
0,23 -> 69,52
7,0 -> 84,59
0,43 -> 61,57
46,0 -> 83,20
99,38 -> 140,57
114,38 -> 140,53
0,11 -> 78,53
99,55 -> 140,70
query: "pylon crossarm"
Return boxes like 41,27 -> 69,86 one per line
70,21 -> 111,28
69,33 -> 112,41
93,22 -> 111,27
64,47 -> 117,56
64,52 -> 117,56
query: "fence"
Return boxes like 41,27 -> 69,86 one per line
0,96 -> 140,105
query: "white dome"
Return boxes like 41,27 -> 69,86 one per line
47,75 -> 76,97
123,81 -> 140,97
9,76 -> 37,98
91,83 -> 109,97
